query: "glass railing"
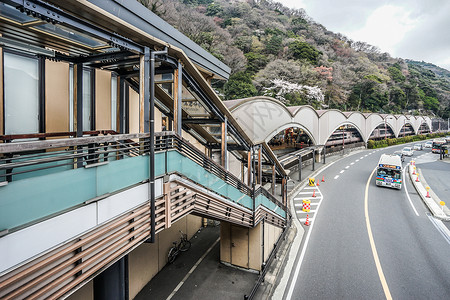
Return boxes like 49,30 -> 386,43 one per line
0,131 -> 286,231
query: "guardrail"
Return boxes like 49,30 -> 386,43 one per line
0,131 -> 287,222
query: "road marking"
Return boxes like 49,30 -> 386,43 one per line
428,214 -> 450,245
350,162 -> 355,165
365,168 -> 393,300
296,191 -> 321,195
294,202 -> 320,206
286,186 -> 324,300
356,159 -> 360,162
167,237 -> 220,300
297,210 -> 317,214
345,166 -> 350,169
340,170 -> 345,174
360,156 -> 364,159
299,217 -> 315,222
404,166 -> 419,216
334,175 -> 339,179
365,155 -> 368,157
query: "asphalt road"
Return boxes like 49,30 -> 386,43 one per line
286,144 -> 450,299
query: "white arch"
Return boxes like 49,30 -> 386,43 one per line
264,122 -> 317,145
225,96 -> 435,148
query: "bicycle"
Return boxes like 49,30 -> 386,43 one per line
168,230 -> 191,263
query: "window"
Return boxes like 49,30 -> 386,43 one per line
4,52 -> 39,135
82,69 -> 92,131
111,75 -> 117,131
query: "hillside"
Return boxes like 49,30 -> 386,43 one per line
138,0 -> 450,119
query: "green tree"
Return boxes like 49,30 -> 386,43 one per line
244,52 -> 269,74
265,35 -> 283,55
206,3 -> 222,16
388,66 -> 405,83
288,40 -> 321,65
223,71 -> 257,99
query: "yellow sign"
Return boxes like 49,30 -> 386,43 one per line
308,177 -> 315,186
426,186 -> 430,191
440,201 -> 445,206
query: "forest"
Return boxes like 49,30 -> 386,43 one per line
138,0 -> 450,119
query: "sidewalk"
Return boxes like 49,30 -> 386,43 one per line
408,159 -> 450,221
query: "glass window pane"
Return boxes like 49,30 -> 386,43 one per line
111,75 -> 117,131
33,23 -> 107,48
4,52 -> 39,135
82,70 -> 91,131
0,3 -> 37,24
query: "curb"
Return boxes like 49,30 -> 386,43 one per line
408,163 -> 450,221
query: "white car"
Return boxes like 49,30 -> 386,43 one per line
402,147 -> 414,156
413,144 -> 423,150
424,141 -> 433,148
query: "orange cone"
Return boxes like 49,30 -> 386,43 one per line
416,175 -> 419,182
426,190 -> 430,198
316,181 -> 320,186
312,189 -> 316,197
304,214 -> 310,226
412,168 -> 416,175
322,175 -> 325,182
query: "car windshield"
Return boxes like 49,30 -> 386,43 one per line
403,147 -> 411,151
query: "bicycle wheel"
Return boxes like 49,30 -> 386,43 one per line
168,247 -> 177,263
180,240 -> 191,252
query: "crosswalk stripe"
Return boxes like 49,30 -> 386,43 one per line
294,202 -> 319,206
299,217 -> 314,222
296,210 -> 317,214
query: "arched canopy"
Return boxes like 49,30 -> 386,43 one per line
225,96 -> 435,146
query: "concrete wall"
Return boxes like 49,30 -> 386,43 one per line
220,220 -> 283,271
66,280 -> 93,300
128,214 -> 201,299
65,214 -> 202,300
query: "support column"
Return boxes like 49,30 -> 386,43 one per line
323,146 -> 326,164
149,48 -> 167,243
74,63 -> 83,168
173,61 -> 182,136
247,149 -> 252,186
258,146 -> 262,185
298,155 -> 302,181
221,118 -> 228,169
312,149 -> 315,171
271,165 -> 276,195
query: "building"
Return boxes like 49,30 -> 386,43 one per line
0,1 -> 288,299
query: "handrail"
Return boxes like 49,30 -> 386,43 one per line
0,131 -> 286,215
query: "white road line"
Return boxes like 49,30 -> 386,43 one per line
294,202 -> 320,206
365,155 -> 368,157
360,156 -> 364,159
299,217 -> 315,222
404,167 -> 419,216
304,187 -> 317,190
297,210 -> 317,214
286,186 -> 324,300
334,175 -> 339,179
340,170 -> 345,174
166,237 -> 220,300
296,191 -> 320,195
428,216 -> 450,245
356,159 -> 360,162
345,166 -> 350,169
350,162 -> 355,165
